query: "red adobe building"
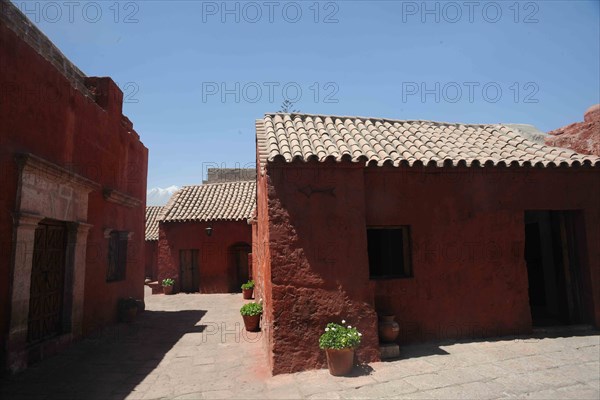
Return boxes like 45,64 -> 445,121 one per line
157,181 -> 255,293
1,2 -> 148,371
253,113 -> 600,375
144,206 -> 161,281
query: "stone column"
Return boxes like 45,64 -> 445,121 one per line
7,212 -> 43,372
68,222 -> 92,338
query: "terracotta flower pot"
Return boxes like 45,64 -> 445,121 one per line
163,285 -> 174,295
325,348 -> 355,376
242,288 -> 254,300
378,314 -> 400,343
242,314 -> 261,332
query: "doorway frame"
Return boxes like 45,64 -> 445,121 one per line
7,154 -> 98,372
229,242 -> 252,290
524,209 -> 593,326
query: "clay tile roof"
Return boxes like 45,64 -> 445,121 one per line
145,206 -> 162,241
256,113 -> 600,168
160,181 -> 256,223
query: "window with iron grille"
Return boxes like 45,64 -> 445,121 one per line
107,231 -> 128,282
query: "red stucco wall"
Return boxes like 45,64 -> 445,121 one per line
0,11 -> 148,364
157,221 -> 252,293
262,162 -> 381,375
366,167 -> 599,342
259,161 -> 600,374
82,191 -> 147,336
145,241 -> 159,280
252,161 -> 274,371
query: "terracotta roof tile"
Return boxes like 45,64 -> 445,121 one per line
257,113 -> 600,168
160,181 -> 256,223
145,206 -> 162,241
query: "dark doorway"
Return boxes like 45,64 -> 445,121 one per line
28,220 -> 68,343
524,211 -> 590,326
179,249 -> 199,292
230,243 -> 251,290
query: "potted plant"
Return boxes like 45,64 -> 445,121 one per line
319,320 -> 362,376
161,278 -> 175,295
240,302 -> 262,332
241,280 -> 255,300
118,297 -> 138,323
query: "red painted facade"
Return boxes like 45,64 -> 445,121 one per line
1,3 -> 147,370
253,161 -> 600,375
158,221 -> 252,293
145,241 -> 159,280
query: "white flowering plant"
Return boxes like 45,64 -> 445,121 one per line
318,320 -> 362,350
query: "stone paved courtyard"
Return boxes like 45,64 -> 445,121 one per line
1,288 -> 599,400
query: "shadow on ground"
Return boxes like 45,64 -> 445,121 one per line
0,310 -> 207,400
347,363 -> 375,377
384,324 -> 599,362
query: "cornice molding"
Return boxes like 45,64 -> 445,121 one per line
103,188 -> 142,208
16,153 -> 100,192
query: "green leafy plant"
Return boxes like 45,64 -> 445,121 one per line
319,320 -> 362,350
241,280 -> 255,290
161,278 -> 175,287
240,302 -> 263,316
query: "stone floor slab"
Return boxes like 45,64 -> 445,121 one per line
0,288 -> 598,399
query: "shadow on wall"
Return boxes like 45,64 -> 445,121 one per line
0,310 -> 207,399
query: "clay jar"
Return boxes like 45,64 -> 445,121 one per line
378,314 -> 399,343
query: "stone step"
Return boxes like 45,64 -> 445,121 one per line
379,343 -> 400,360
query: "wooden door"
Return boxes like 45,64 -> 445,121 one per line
524,210 -> 590,326
555,211 -> 587,324
28,220 -> 67,343
179,249 -> 199,292
231,244 -> 251,288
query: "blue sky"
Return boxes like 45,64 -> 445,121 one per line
17,0 -> 600,189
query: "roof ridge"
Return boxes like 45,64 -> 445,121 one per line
180,180 -> 256,189
257,113 -> 600,168
264,112 -> 502,128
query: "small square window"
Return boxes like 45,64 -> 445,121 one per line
107,231 -> 128,282
367,226 -> 412,279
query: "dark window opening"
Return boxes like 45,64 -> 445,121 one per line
367,226 -> 412,279
107,231 -> 128,282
